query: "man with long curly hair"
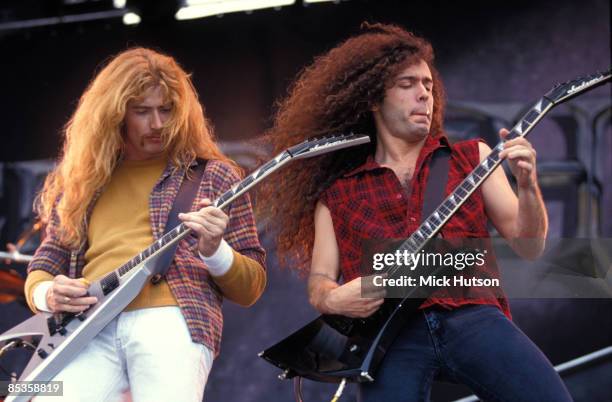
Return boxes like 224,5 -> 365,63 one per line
23,48 -> 266,401
260,23 -> 572,401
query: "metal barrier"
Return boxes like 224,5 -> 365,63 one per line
452,345 -> 612,402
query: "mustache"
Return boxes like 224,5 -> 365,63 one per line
139,132 -> 165,147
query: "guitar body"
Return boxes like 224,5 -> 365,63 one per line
260,298 -> 425,383
0,259 -> 155,402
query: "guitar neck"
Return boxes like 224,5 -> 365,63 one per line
391,96 -> 555,267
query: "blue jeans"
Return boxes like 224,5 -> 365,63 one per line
358,304 -> 573,402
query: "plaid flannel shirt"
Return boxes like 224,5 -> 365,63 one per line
320,134 -> 511,318
27,159 -> 266,356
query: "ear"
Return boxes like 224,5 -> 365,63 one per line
371,104 -> 380,112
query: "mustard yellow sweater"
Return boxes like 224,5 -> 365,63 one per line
25,157 -> 266,312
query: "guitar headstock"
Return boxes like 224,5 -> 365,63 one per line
544,68 -> 611,105
287,133 -> 371,160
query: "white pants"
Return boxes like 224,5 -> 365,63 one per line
34,306 -> 214,402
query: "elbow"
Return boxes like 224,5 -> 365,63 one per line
308,287 -> 334,315
512,237 -> 546,261
243,269 -> 267,307
307,285 -> 325,313
520,249 -> 544,261
234,297 -> 258,308
307,269 -> 339,314
237,270 -> 267,307
307,279 -> 328,313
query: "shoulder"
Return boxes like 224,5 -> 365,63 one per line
451,138 -> 489,165
203,159 -> 241,184
318,174 -> 354,211
451,138 -> 485,153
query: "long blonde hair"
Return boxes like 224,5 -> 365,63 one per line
38,47 -> 233,248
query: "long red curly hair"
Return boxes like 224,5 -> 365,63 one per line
258,23 -> 446,273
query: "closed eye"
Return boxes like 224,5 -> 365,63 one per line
396,77 -> 433,92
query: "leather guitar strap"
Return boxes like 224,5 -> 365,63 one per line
402,145 -> 451,303
152,159 -> 207,281
422,146 -> 451,222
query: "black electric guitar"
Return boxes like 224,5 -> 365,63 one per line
0,133 -> 370,402
259,70 -> 612,383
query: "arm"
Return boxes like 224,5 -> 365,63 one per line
308,201 -> 384,317
24,213 -> 97,313
480,129 -> 548,260
180,197 -> 266,307
25,274 -> 97,313
180,162 -> 266,307
308,201 -> 341,313
208,248 -> 266,307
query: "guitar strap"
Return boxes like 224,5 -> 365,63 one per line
152,158 -> 207,281
421,145 -> 451,223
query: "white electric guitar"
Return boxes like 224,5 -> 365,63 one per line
0,133 -> 370,401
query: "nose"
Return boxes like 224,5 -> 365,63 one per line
150,110 -> 163,130
416,83 -> 430,102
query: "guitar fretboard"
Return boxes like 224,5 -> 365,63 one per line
387,96 -> 555,276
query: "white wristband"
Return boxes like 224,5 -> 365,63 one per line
33,281 -> 53,312
199,239 -> 234,276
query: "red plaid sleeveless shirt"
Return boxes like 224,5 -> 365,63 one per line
319,134 -> 511,318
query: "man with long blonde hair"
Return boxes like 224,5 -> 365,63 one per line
23,48 -> 266,401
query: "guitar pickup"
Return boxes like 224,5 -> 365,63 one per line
46,317 -> 58,336
100,272 -> 120,295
